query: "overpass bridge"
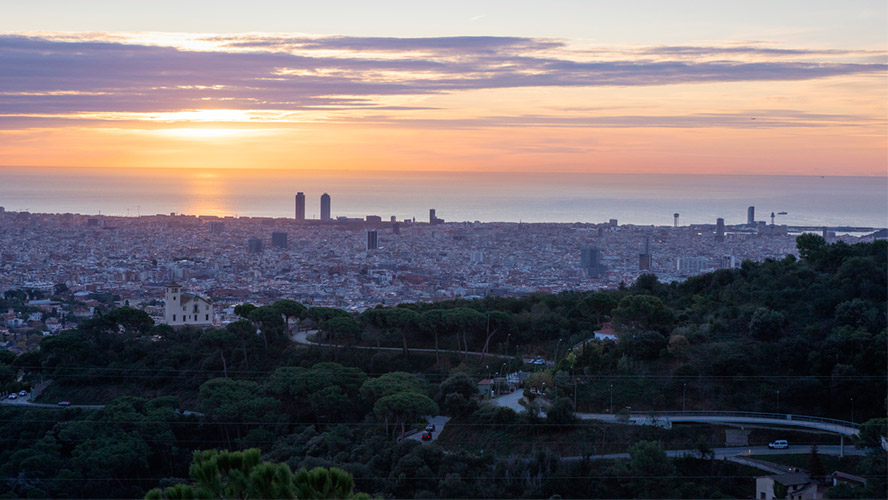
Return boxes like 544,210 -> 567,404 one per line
577,410 -> 860,456
578,410 -> 859,436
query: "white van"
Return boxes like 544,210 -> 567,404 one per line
768,440 -> 788,449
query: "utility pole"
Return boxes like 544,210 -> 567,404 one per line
776,390 -> 780,414
609,384 -> 613,413
554,338 -> 562,364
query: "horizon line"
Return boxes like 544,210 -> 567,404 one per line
1,165 -> 886,179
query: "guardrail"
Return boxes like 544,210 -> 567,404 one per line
630,410 -> 859,431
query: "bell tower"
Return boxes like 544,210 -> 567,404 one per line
164,282 -> 181,324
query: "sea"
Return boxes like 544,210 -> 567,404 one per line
1,167 -> 886,228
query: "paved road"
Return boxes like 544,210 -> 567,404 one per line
292,329 -> 514,360
492,390 -> 524,411
1,393 -> 104,410
406,415 -> 452,443
2,392 -> 203,414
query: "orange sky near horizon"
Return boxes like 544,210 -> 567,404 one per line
1,32 -> 886,176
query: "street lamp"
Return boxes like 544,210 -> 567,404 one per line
682,383 -> 687,412
850,397 -> 854,424
573,378 -> 578,408
609,384 -> 613,413
554,338 -> 563,364
776,390 -> 780,414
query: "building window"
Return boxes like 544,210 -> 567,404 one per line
173,314 -> 176,321
206,314 -> 209,321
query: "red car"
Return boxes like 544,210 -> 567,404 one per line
421,431 -> 432,441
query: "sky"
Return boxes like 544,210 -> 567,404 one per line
1,1 -> 886,176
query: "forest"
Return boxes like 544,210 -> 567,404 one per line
0,235 -> 885,498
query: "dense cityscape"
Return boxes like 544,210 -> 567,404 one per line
1,196 -> 872,341
2,2 -> 887,499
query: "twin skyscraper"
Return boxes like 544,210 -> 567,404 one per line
294,192 -> 332,221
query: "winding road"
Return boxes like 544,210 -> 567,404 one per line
1,392 -> 104,410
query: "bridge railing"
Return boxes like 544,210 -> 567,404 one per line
630,410 -> 859,429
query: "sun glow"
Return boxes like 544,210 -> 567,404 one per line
151,128 -> 278,139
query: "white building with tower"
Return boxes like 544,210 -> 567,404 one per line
164,282 -> 214,326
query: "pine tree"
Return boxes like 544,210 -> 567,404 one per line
806,444 -> 827,483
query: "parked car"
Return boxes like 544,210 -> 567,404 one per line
7,394 -> 16,400
58,401 -> 71,406
421,432 -> 432,441
768,440 -> 788,449
18,390 -> 27,397
425,424 -> 435,432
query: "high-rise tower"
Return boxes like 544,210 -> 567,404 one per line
320,193 -> 331,221
673,213 -> 680,228
248,238 -> 263,254
366,230 -> 378,250
581,246 -> 605,277
716,218 -> 725,242
272,232 -> 288,248
747,206 -> 755,225
639,236 -> 652,270
294,192 -> 305,221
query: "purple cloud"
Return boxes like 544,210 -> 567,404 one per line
0,34 -> 884,121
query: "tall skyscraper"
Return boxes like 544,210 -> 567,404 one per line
294,192 -> 305,221
716,218 -> 725,242
366,230 -> 378,250
581,246 -> 605,277
320,193 -> 331,221
271,232 -> 288,248
673,213 -> 679,228
638,236 -> 652,270
747,206 -> 755,225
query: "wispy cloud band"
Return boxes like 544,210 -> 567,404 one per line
0,33 -> 884,120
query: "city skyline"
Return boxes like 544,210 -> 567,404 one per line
1,2 -> 886,177
0,5 -> 885,499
